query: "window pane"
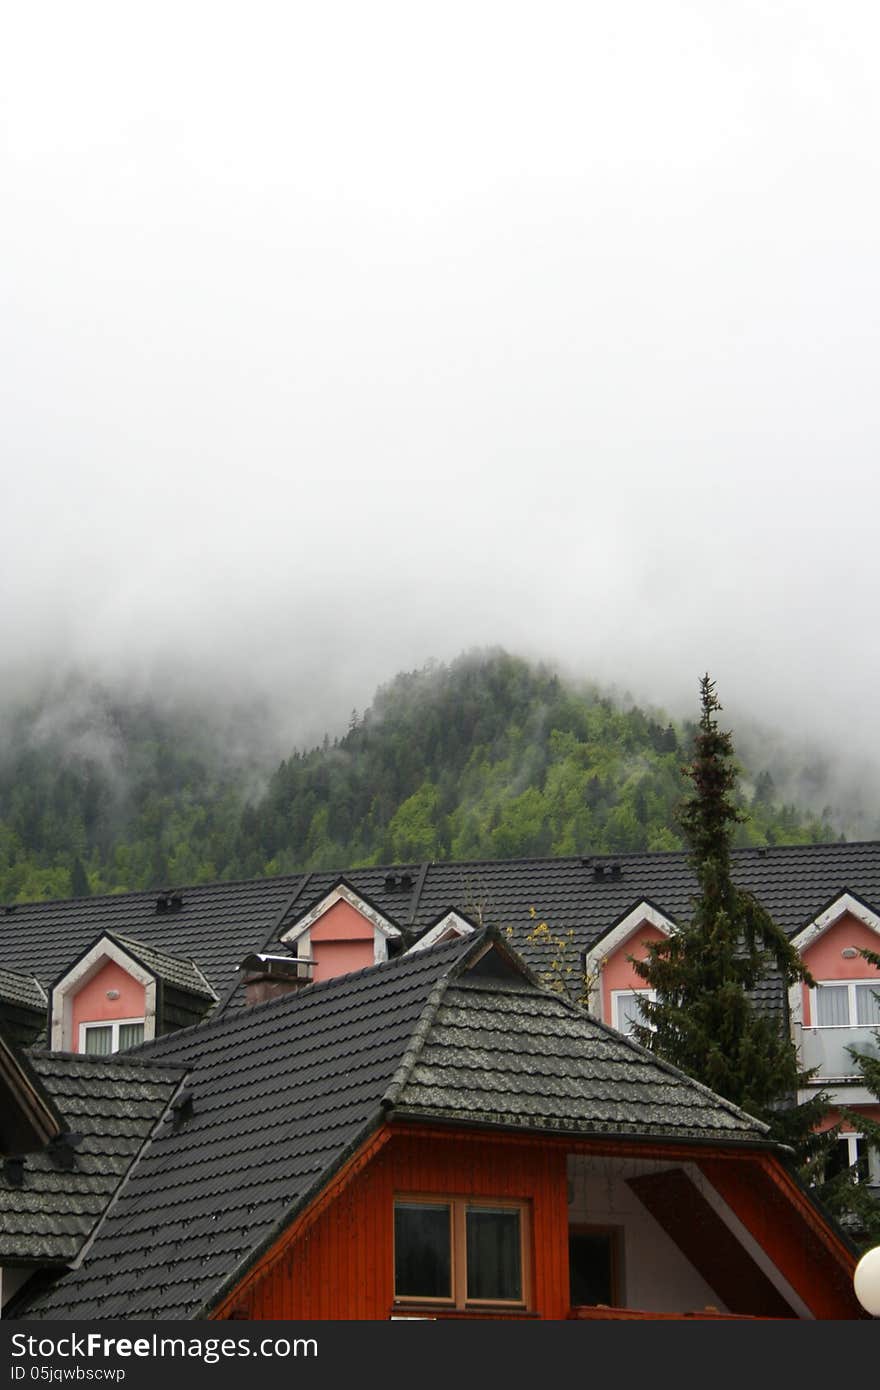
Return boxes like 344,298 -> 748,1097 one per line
616,992 -> 651,1038
84,1026 -> 112,1055
394,1204 -> 451,1299
466,1207 -> 521,1301
569,1231 -> 615,1307
855,984 -> 880,1027
118,1022 -> 145,1050
815,985 -> 849,1026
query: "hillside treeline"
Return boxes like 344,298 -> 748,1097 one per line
0,652 -> 839,902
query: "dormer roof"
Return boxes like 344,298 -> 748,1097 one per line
279,876 -> 403,948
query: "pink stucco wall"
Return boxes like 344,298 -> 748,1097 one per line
71,960 -> 146,1051
307,899 -> 377,982
601,924 -> 667,1023
310,900 -> 377,942
801,913 -> 880,1025
311,939 -> 375,983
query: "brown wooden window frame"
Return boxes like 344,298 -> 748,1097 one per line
393,1194 -> 532,1311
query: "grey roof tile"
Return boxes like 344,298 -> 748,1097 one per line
2,843 -> 879,1004
0,967 -> 47,1012
0,1054 -> 182,1263
15,932 -> 773,1321
18,940 -> 465,1320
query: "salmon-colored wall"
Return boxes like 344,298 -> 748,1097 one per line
306,899 -> 378,983
70,960 -> 145,1052
801,914 -> 880,1024
310,900 -> 376,942
818,1106 -> 880,1134
601,924 -> 667,1023
231,1128 -> 570,1320
311,940 -> 375,983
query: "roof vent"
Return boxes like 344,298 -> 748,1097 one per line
592,865 -> 606,881
48,1133 -> 81,1171
155,890 -> 184,913
3,904 -> 16,915
384,874 -> 398,892
610,864 -> 622,881
400,873 -> 414,892
4,1157 -> 24,1187
155,891 -> 171,913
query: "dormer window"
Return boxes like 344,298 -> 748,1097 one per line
80,1018 -> 146,1055
611,988 -> 657,1039
50,932 -> 216,1053
280,880 -> 402,985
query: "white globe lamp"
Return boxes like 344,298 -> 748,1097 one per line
854,1246 -> 880,1317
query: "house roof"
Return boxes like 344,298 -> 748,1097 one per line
0,1052 -> 183,1264
95,934 -> 216,1000
14,932 -> 772,1321
0,967 -> 47,1014
0,1034 -> 63,1157
2,843 -> 879,1011
392,975 -> 769,1143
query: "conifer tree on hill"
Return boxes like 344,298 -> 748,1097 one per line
631,675 -> 832,1170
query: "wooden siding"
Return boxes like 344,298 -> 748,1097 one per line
696,1154 -> 868,1320
219,1127 -> 570,1320
214,1125 -> 864,1321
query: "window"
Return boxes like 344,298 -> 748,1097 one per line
611,989 -> 656,1038
812,981 -> 880,1028
569,1226 -> 623,1307
80,1018 -> 145,1055
823,1134 -> 870,1184
393,1198 -> 529,1309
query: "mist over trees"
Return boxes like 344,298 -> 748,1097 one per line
0,650 -> 851,902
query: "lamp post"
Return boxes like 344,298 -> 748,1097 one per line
854,1246 -> 880,1316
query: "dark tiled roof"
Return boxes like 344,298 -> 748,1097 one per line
0,967 -> 47,1013
0,876 -> 310,1003
0,1053 -> 182,1263
394,977 -> 767,1143
2,843 -> 879,1001
20,940 -> 465,1320
17,934 -> 771,1321
110,935 -> 216,1000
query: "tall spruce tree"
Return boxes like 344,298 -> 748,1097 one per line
631,676 -> 831,1167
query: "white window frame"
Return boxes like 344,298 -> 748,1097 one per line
831,1133 -> 880,1187
610,988 -> 656,1037
810,979 -> 880,1028
79,1016 -> 146,1054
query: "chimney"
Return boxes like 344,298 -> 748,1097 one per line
238,953 -> 313,1006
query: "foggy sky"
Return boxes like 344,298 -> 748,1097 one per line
2,3 -> 879,778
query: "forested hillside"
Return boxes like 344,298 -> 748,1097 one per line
0,652 -> 843,902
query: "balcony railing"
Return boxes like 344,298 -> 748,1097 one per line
798,1025 -> 880,1079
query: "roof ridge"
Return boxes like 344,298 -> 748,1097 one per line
382,928 -> 528,1110
30,1048 -> 187,1075
381,972 -> 455,1112
132,935 -> 471,1058
66,1070 -> 192,1274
